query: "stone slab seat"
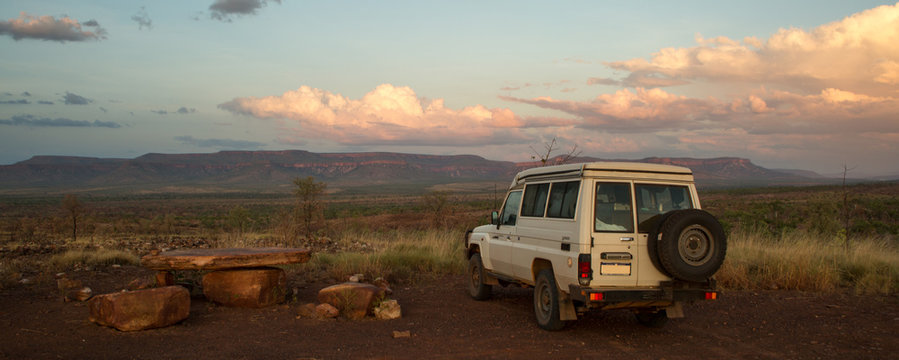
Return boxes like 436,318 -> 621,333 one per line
140,247 -> 312,271
88,286 -> 190,331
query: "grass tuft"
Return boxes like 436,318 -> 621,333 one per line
47,249 -> 140,271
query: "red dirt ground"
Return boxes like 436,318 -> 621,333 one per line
1,266 -> 897,359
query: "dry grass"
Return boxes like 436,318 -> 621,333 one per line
716,230 -> 898,295
47,249 -> 140,272
300,228 -> 465,283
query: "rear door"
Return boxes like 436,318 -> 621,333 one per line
591,181 -> 639,287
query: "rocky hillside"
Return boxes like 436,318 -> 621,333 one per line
0,150 -> 829,193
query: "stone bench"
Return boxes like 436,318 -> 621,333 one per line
140,247 -> 311,308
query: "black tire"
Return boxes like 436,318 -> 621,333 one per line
468,254 -> 492,300
657,209 -> 727,282
533,269 -> 566,331
646,212 -> 676,277
635,309 -> 669,328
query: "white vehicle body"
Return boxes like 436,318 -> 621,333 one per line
465,162 -> 725,330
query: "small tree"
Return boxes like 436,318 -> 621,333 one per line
422,190 -> 452,227
62,194 -> 83,243
530,137 -> 582,166
293,176 -> 327,238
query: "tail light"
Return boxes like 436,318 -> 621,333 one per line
577,254 -> 592,286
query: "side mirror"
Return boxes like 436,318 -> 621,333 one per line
491,211 -> 499,226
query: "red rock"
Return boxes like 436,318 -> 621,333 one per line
141,247 -> 311,271
314,303 -> 339,319
88,286 -> 190,331
202,267 -> 286,308
127,277 -> 155,291
317,282 -> 386,320
374,299 -> 401,320
155,271 -> 174,286
65,287 -> 93,302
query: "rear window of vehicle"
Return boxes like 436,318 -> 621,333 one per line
635,184 -> 693,233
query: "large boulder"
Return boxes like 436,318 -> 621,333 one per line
88,286 -> 190,331
317,282 -> 386,320
202,267 -> 287,308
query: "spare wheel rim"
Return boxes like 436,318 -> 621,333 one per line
678,224 -> 714,266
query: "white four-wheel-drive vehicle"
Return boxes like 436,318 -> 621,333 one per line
465,162 -> 726,330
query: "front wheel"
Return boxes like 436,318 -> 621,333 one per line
468,253 -> 492,300
533,269 -> 566,331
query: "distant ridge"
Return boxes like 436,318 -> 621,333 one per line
0,150 -> 833,193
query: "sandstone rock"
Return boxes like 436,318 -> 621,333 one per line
374,299 -> 401,320
296,303 -> 316,318
373,277 -> 393,295
155,271 -> 174,287
127,277 -> 155,291
65,287 -> 93,302
348,273 -> 365,283
317,282 -> 385,320
141,247 -> 311,271
202,267 -> 286,308
88,286 -> 190,331
57,277 -> 82,292
314,303 -> 339,319
392,330 -> 411,338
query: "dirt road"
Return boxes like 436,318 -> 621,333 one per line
1,266 -> 896,359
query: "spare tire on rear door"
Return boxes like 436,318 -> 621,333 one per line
655,209 -> 727,282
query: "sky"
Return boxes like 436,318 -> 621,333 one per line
1,1 -> 898,177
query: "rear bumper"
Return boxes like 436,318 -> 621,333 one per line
568,279 -> 717,307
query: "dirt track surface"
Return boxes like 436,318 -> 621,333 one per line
1,266 -> 897,359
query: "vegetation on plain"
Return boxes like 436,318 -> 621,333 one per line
0,180 -> 896,293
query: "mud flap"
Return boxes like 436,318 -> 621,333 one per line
665,302 -> 684,319
559,290 -> 578,321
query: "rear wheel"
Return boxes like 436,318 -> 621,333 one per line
635,309 -> 669,328
533,269 -> 566,331
468,253 -> 492,300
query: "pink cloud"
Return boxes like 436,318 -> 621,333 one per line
605,3 -> 899,96
219,84 -> 530,146
0,12 -> 106,42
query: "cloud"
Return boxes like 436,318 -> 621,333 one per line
175,135 -> 265,149
219,84 -> 531,146
0,12 -> 106,42
63,92 -> 92,105
0,114 -> 120,128
21,92 -> 31,97
604,3 -> 899,96
38,100 -> 54,105
0,99 -> 30,104
131,7 -> 152,30
152,106 -> 196,115
209,0 -> 281,22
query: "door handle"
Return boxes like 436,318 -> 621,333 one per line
619,237 -> 634,242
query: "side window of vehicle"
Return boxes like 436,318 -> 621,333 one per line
520,183 -> 550,217
500,191 -> 522,226
635,184 -> 693,232
594,182 -> 634,232
546,181 -> 580,219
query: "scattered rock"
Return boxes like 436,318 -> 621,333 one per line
57,277 -> 83,292
392,330 -> 411,338
202,267 -> 287,308
127,277 -> 155,291
314,303 -> 339,319
88,286 -> 190,331
348,273 -> 365,283
18,278 -> 33,285
54,272 -> 67,279
155,271 -> 174,287
318,282 -> 386,320
65,287 -> 93,302
296,303 -> 316,318
374,299 -> 401,320
373,277 -> 393,295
